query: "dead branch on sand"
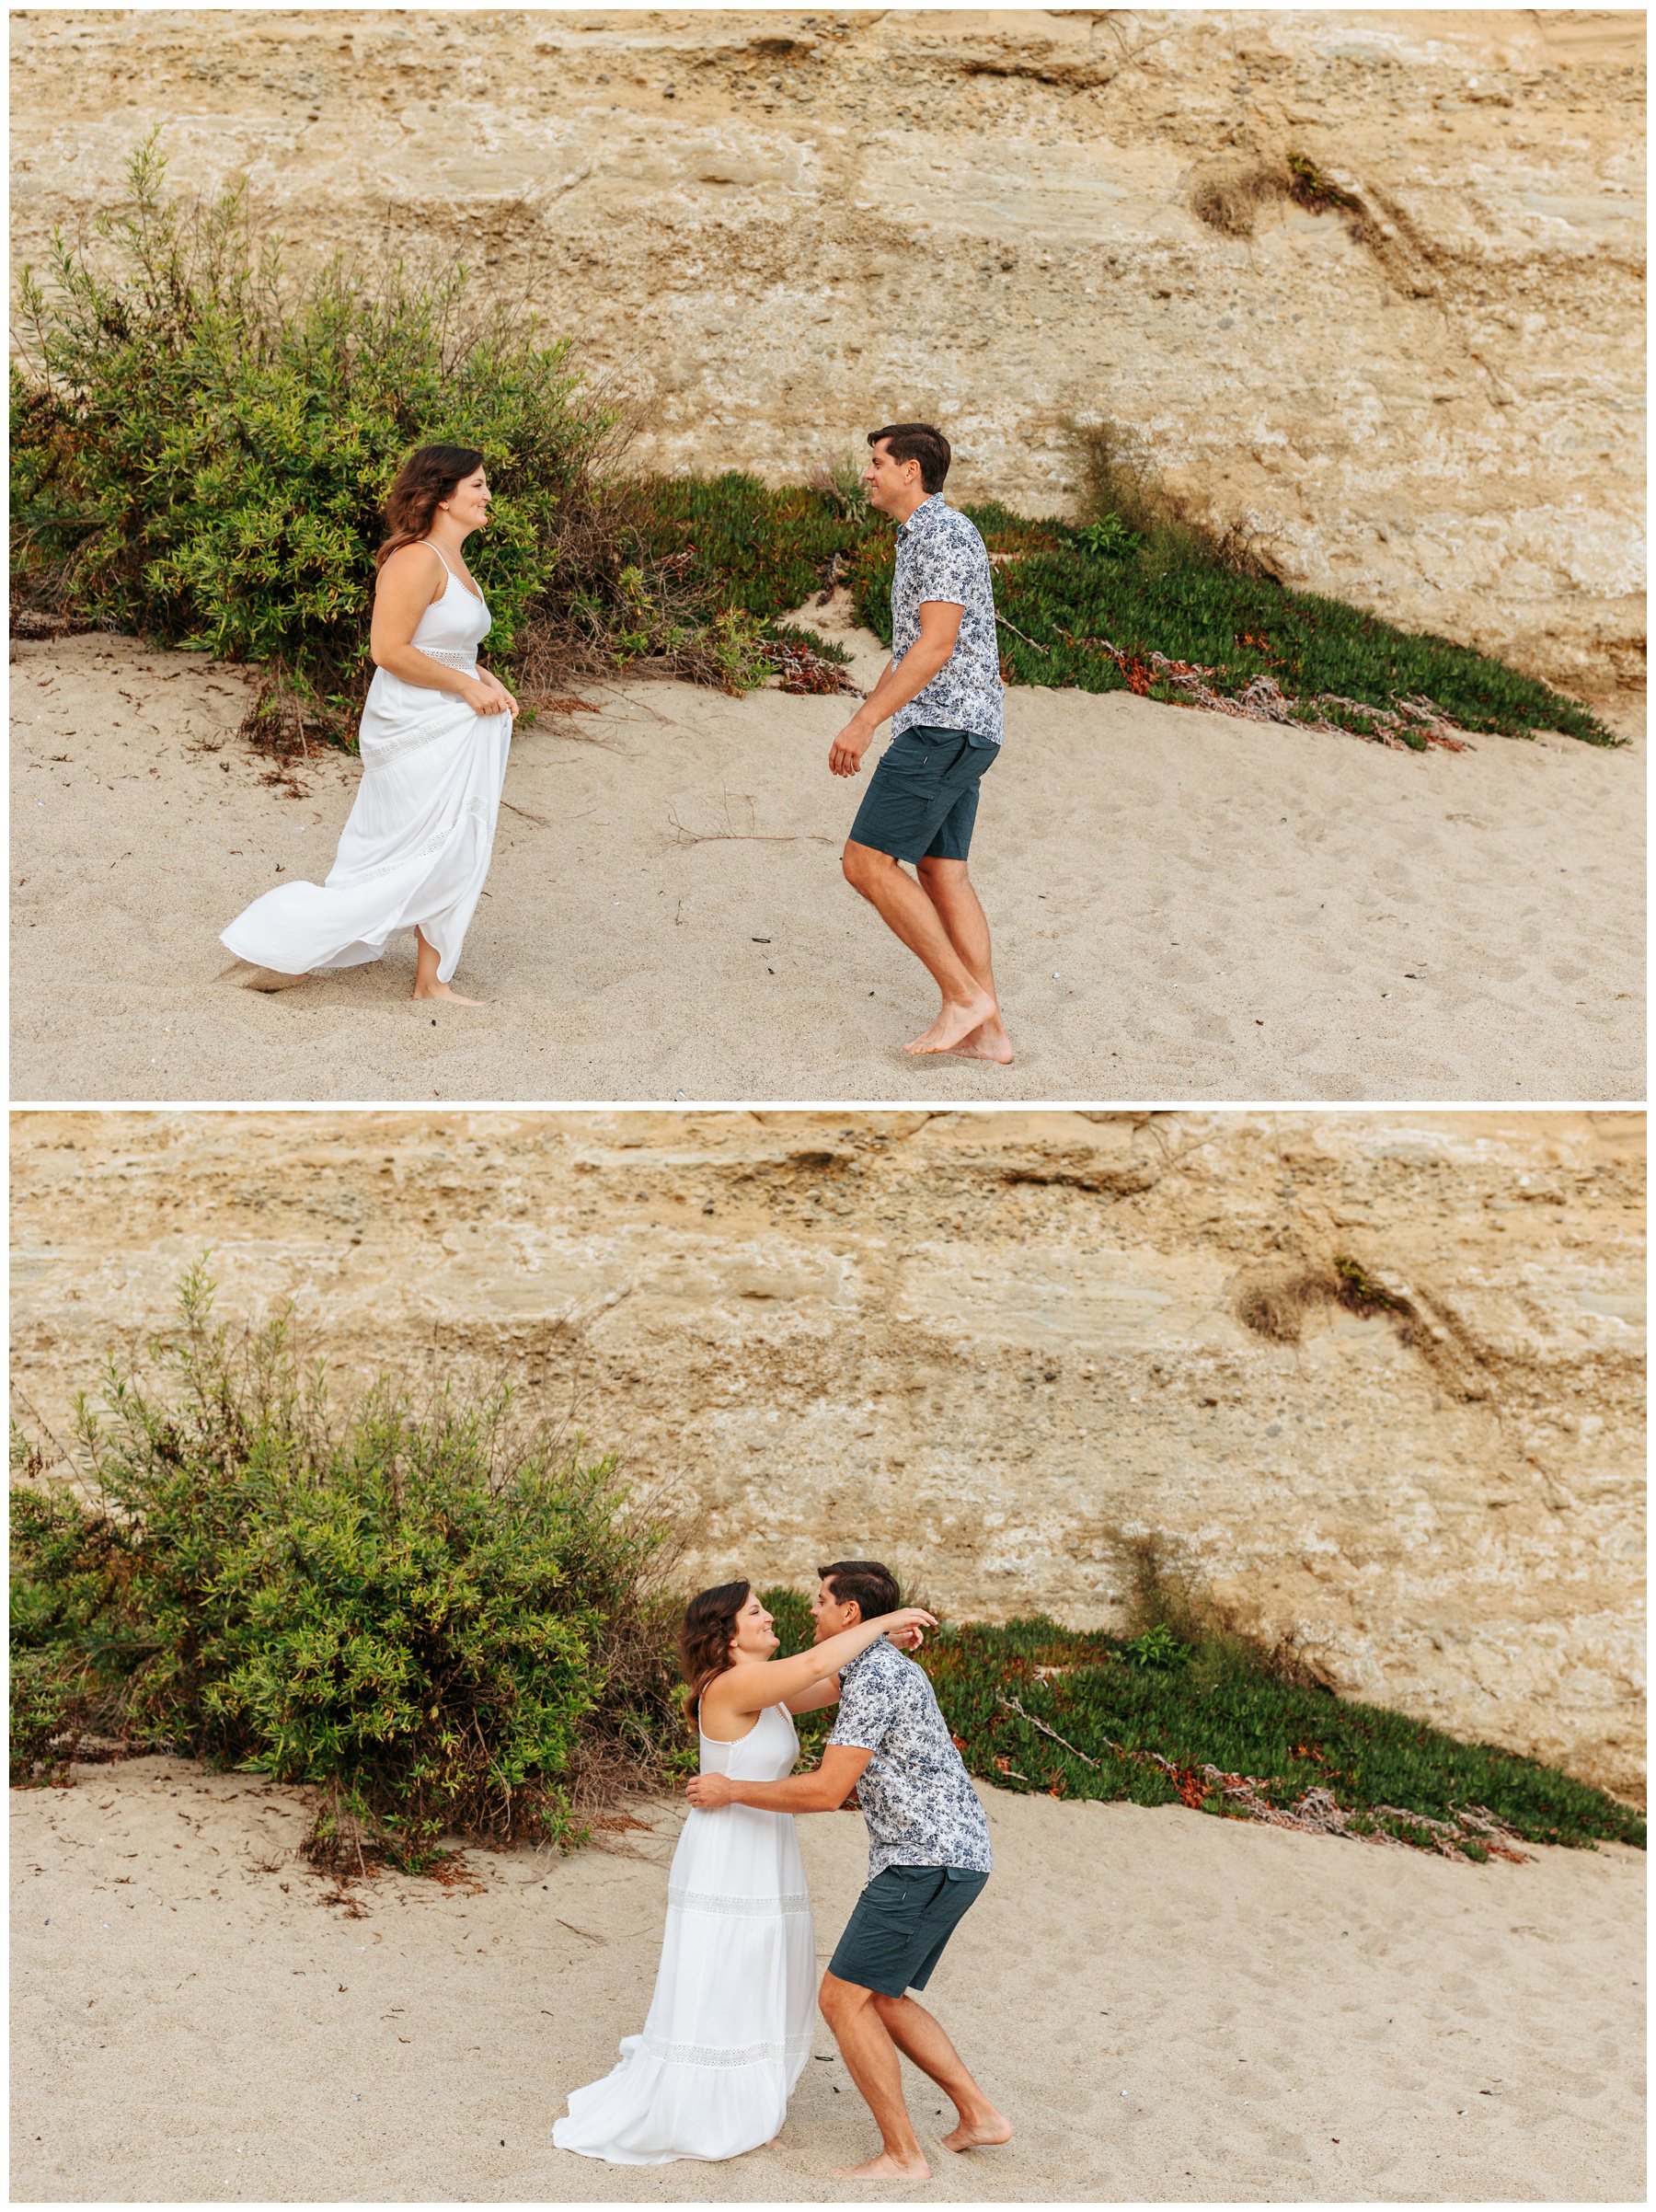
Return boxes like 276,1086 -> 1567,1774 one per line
666,795 -> 834,847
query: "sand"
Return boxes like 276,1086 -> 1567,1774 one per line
10,1755 -> 1643,2204
9,633 -> 1644,1103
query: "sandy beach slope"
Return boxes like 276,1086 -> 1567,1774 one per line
10,1756 -> 1644,2203
10,636 -> 1643,1102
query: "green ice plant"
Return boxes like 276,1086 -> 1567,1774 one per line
762,1596 -> 1642,1856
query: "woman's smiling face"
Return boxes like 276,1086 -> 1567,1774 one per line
443,467 -> 490,532
729,1587 -> 778,1663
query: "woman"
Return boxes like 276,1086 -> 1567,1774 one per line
552,1581 -> 934,2166
220,444 -> 520,1004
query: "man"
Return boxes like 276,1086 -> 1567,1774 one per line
685,1560 -> 1011,2183
831,423 -> 1013,1065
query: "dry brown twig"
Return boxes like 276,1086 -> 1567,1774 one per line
666,794 -> 833,847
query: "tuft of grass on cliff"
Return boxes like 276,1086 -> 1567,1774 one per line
10,144 -> 1614,755
761,1591 -> 1643,1858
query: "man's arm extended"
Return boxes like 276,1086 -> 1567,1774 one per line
830,600 -> 964,778
685,1743 -> 872,1814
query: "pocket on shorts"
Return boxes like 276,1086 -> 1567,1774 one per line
862,1868 -> 923,1918
882,735 -> 938,781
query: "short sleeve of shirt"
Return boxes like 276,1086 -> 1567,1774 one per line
828,1659 -> 897,1755
911,531 -> 973,610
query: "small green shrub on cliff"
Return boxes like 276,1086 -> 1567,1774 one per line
8,1266 -> 685,1870
1121,1623 -> 1193,1673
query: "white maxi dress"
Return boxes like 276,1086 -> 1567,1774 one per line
220,546 -> 512,984
553,1700 -> 816,2165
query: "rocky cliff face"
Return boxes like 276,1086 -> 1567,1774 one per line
9,1109 -> 1644,1796
9,9 -> 1644,691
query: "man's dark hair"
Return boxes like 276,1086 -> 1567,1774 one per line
819,1559 -> 902,1622
867,421 -> 951,495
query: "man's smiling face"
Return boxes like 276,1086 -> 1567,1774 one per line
811,1575 -> 859,1642
863,439 -> 925,516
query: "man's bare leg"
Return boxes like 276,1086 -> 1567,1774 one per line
818,1972 -> 931,2182
914,857 -> 1012,1063
412,926 -> 483,1005
841,841 -> 997,1055
870,1990 -> 1012,2151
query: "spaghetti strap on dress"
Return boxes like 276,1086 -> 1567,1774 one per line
552,1699 -> 816,2164
219,544 -> 512,985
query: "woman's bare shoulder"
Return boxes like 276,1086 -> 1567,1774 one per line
704,1658 -> 778,1710
375,541 -> 443,590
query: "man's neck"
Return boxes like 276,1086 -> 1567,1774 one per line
891,487 -> 932,526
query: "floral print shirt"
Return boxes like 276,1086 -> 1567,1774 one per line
889,493 -> 1006,747
829,1638 -> 995,1882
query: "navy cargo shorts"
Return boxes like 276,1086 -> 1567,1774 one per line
827,1864 -> 989,1996
846,724 -> 997,866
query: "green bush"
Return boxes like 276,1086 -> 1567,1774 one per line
9,140 -> 776,743
9,1265 -> 685,1871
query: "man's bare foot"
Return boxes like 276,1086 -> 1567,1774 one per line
943,1019 -> 1014,1065
942,2111 -> 1013,2153
903,990 -> 998,1056
411,982 -> 485,1006
831,2150 -> 931,2183
232,963 -> 308,994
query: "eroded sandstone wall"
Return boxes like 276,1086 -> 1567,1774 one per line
9,1109 -> 1645,1795
8,9 -> 1644,690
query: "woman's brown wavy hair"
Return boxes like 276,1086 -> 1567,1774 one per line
375,444 -> 487,569
678,1579 -> 752,1730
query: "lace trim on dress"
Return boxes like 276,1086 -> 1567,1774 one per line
637,2029 -> 813,2070
362,712 -> 484,770
367,643 -> 482,730
667,1884 -> 811,1918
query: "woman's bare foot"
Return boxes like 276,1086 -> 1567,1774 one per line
411,981 -> 484,1006
944,1018 -> 1014,1065
831,2150 -> 931,2182
903,989 -> 998,1056
942,2110 -> 1013,2152
410,927 -> 481,1002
